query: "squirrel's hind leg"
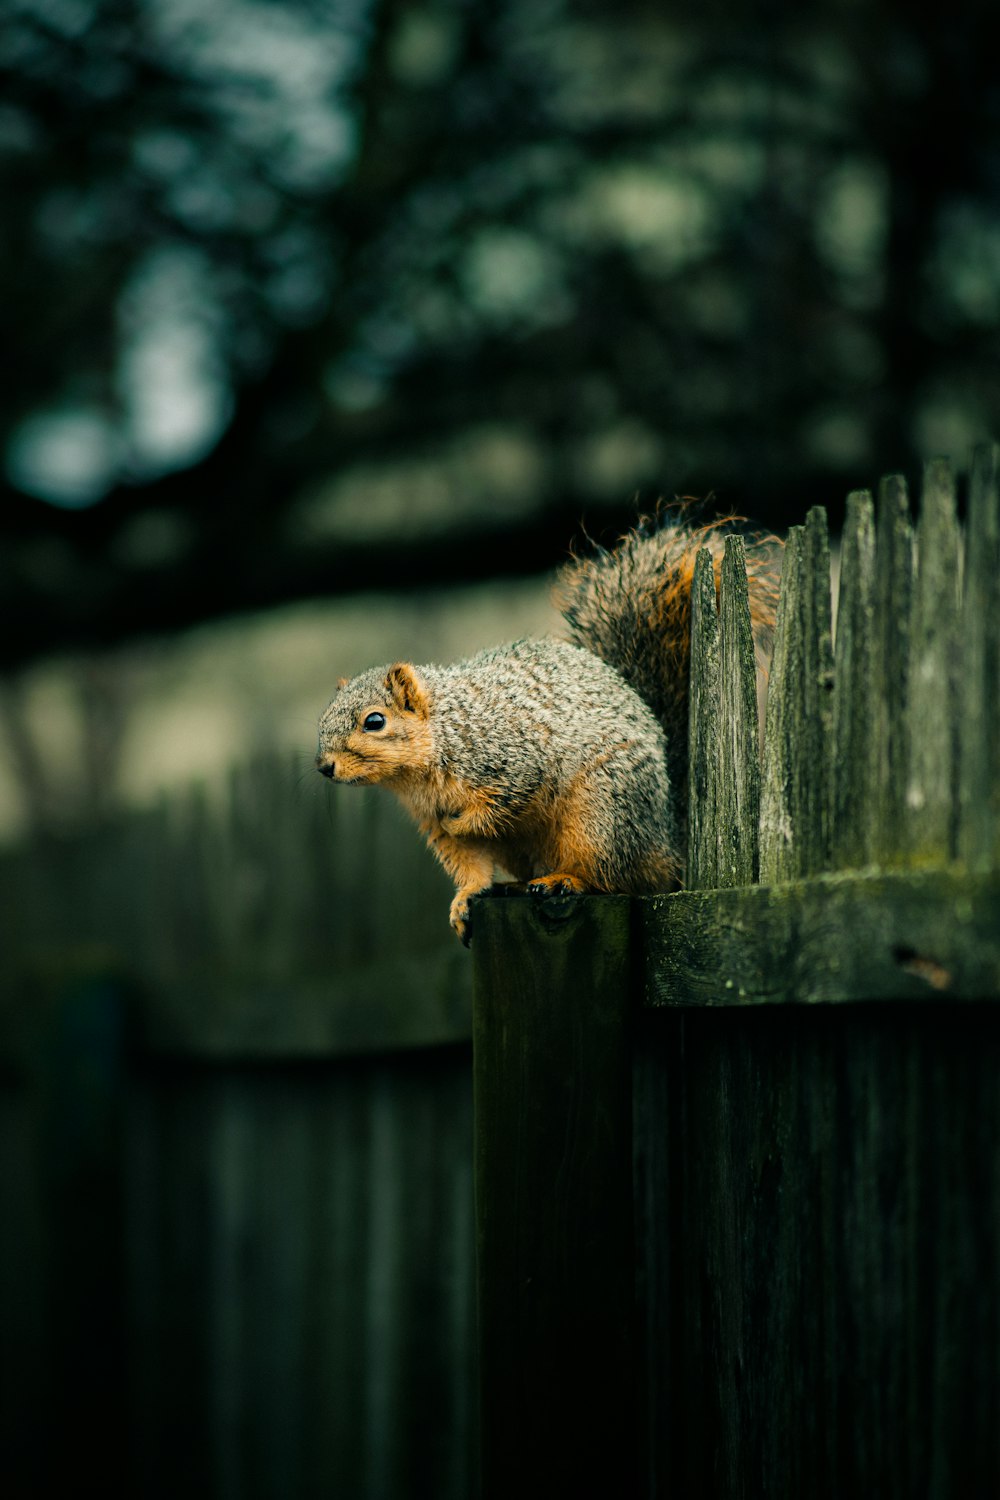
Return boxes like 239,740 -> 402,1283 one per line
537,748 -> 679,897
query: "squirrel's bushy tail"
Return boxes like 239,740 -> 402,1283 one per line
556,505 -> 781,789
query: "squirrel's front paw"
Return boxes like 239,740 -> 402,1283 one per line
449,891 -> 473,946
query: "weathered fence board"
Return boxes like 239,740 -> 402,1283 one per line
874,473 -> 915,863
473,894 -> 635,1500
0,771 -> 477,1500
797,505 -> 836,875
907,457 -> 961,860
832,489 -> 877,869
758,525 -> 800,883
640,870 -> 1000,1007
0,975 -> 130,1492
687,546 -> 721,890
959,441 -> 1000,868
717,535 -> 760,887
759,510 -> 835,882
0,764 -> 470,1062
123,1051 -> 476,1500
635,999 -> 1000,1500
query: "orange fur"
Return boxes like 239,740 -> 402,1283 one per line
556,500 -> 782,718
438,785 -> 514,839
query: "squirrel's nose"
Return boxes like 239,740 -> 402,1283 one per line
316,758 -> 336,779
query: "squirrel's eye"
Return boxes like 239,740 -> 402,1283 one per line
362,711 -> 386,732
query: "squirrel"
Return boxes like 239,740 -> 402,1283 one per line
316,510 -> 780,942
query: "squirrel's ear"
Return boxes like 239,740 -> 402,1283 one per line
336,676 -> 349,690
385,662 -> 430,718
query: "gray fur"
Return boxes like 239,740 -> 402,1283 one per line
312,515 -> 771,907
319,636 -> 678,890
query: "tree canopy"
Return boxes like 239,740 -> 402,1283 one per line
3,0 -> 999,667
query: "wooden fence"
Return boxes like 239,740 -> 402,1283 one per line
1,447 -> 998,1497
0,779 -> 478,1498
473,446 -> 1000,1498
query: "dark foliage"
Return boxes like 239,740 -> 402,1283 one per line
2,0 -> 998,664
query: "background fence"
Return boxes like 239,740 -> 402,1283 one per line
2,447 -> 998,1497
0,776 -> 478,1499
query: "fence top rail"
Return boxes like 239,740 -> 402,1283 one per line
0,758 -> 472,1063
640,869 -> 1000,1009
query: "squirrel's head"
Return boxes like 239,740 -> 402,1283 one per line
316,662 -> 434,786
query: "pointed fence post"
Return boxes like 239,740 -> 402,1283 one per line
832,490 -> 877,868
716,535 -> 761,887
874,474 -> 915,862
906,458 -> 961,860
687,547 -> 721,890
959,443 -> 1000,868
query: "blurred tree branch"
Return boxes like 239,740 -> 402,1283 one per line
1,0 -> 998,668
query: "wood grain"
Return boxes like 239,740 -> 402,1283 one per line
717,535 -> 760,887
640,870 -> 1000,1007
687,546 -> 721,890
473,892 -> 635,1500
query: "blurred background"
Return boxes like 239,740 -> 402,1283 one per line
2,0 -> 999,836
1,1 -> 999,1494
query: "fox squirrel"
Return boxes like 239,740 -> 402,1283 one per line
316,512 -> 779,942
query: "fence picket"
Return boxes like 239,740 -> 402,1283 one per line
832,490 -> 877,868
797,507 -> 835,875
473,895 -> 634,1499
874,474 -> 915,862
759,526 -> 801,883
686,547 -> 721,889
716,535 -> 760,887
906,459 -> 961,860
689,546 -> 719,888
759,510 -> 833,881
959,442 -> 1000,869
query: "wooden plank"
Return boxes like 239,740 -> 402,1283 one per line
797,505 -> 835,875
832,490 -> 877,869
686,546 -> 721,890
0,753 -> 471,1061
959,441 -> 1000,869
0,750 -> 457,980
0,948 -> 472,1064
33,974 -> 129,1492
906,458 -> 961,859
716,535 -> 760,887
473,893 -> 634,1500
140,948 -> 472,1058
639,870 -> 1000,1007
759,527 -> 802,884
123,1051 -> 477,1499
874,474 -> 915,862
760,510 -> 834,881
636,999 -> 1000,1497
